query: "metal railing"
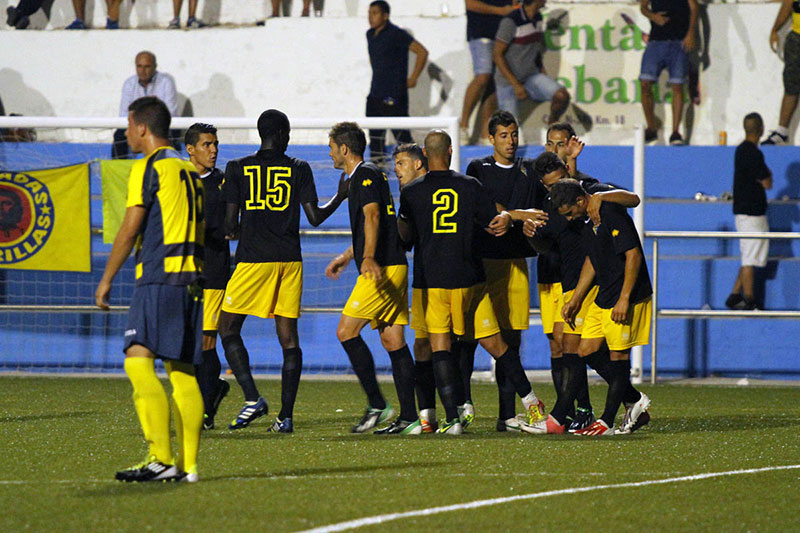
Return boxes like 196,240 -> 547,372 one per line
647,230 -> 800,384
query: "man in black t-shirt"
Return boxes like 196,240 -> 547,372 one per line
460,0 -> 518,143
366,1 -> 429,165
541,179 -> 651,436
219,109 -> 349,433
726,112 -> 772,310
184,123 -> 231,431
323,122 -> 419,435
638,0 -> 698,145
399,130 -> 545,434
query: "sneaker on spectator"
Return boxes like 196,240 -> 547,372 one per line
762,130 -> 788,145
66,18 -> 87,29
186,16 -> 207,28
725,293 -> 743,310
6,6 -> 18,26
644,128 -> 658,144
669,132 -> 685,146
168,17 -> 180,29
106,18 -> 119,29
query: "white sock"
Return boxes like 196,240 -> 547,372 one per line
776,126 -> 789,136
521,391 -> 538,410
419,408 -> 435,422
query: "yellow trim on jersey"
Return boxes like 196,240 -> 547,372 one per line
342,265 -> 409,328
561,285 -> 600,336
164,256 -> 198,274
135,263 -> 143,279
483,258 -> 530,331
222,261 -> 303,319
537,282 -> 563,335
203,289 -> 225,332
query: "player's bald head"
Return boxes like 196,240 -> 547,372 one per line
424,130 -> 451,158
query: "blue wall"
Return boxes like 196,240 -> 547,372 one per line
1,142 -> 798,378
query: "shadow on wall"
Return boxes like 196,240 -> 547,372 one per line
0,69 -> 55,117
185,73 -> 248,142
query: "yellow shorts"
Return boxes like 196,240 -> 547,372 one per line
412,286 -> 500,340
561,285 -> 600,336
203,288 -> 225,332
221,261 -> 302,319
410,286 -> 476,336
483,258 -> 530,330
343,264 -> 409,328
537,282 -> 563,335
582,297 -> 652,351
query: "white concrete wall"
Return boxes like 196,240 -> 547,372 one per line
0,3 -> 791,146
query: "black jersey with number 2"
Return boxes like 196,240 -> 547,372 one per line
399,170 -> 499,289
348,161 -> 407,273
224,149 -> 318,263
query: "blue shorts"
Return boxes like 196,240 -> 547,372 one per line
639,40 -> 688,85
469,38 -> 495,76
496,73 -> 564,118
123,283 -> 203,365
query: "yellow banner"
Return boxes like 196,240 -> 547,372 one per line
0,164 -> 91,272
100,159 -> 136,244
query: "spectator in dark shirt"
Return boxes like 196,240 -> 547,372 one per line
366,1 -> 429,166
726,112 -> 773,310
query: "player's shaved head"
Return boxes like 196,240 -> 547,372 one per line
258,109 -> 290,151
743,112 -> 763,137
424,130 -> 451,158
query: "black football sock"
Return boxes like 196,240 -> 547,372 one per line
574,358 -> 593,412
221,334 -> 260,402
550,356 -> 564,400
196,348 -> 221,414
341,336 -> 386,410
495,347 -> 532,399
583,349 -> 614,384
278,347 -> 302,420
454,340 -> 478,403
388,346 -> 417,421
600,360 -> 632,427
432,350 -> 459,421
550,353 -> 582,425
615,357 -> 643,405
449,345 -> 467,408
495,358 -> 516,420
414,360 -> 436,411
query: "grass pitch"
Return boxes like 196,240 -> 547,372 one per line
1,376 -> 799,532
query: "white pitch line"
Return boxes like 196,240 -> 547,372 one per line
297,464 -> 800,533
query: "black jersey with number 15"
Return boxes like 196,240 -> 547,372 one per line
399,170 -> 499,290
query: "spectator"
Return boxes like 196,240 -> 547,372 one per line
460,1 -> 519,145
493,0 -> 570,128
763,0 -> 800,144
270,0 -> 314,17
726,112 -> 772,311
169,0 -> 208,29
6,0 -> 45,29
366,1 -> 429,165
113,51 -> 179,159
65,0 -> 123,29
638,0 -> 697,145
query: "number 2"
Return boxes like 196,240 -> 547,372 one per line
432,189 -> 458,233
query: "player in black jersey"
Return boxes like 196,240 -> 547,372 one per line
323,122 -> 419,434
399,130 -> 544,434
96,97 -> 204,482
463,110 -> 548,431
540,179 -> 652,436
219,109 -> 349,432
526,152 -> 641,434
184,123 -> 231,431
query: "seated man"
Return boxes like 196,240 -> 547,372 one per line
113,51 -> 179,158
493,0 -> 570,126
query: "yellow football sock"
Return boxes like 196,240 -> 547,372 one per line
165,360 -> 203,474
124,356 -> 173,464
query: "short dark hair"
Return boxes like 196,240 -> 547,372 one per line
128,96 -> 171,139
329,122 -> 367,157
534,151 -> 566,176
549,178 -> 586,210
393,143 -> 427,169
257,109 -> 290,150
488,110 -> 518,136
185,123 -> 217,147
743,112 -> 763,135
546,122 -> 576,140
370,1 -> 390,14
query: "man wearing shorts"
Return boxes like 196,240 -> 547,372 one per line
535,179 -> 652,436
638,0 -> 697,145
726,113 -> 772,310
493,0 -> 570,126
324,122 -> 419,435
96,96 -> 204,482
183,123 -> 232,431
220,109 -> 349,432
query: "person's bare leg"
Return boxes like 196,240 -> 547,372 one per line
172,0 -> 181,18
72,0 -> 85,20
478,92 -> 498,141
188,0 -> 198,18
740,265 -> 755,301
460,73 -> 491,129
302,0 -> 311,16
106,0 -> 121,21
640,80 -> 657,131
271,0 -> 280,17
670,83 -> 684,135
778,93 -> 800,128
548,88 -> 570,125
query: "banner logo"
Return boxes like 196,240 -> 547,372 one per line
0,173 -> 55,264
